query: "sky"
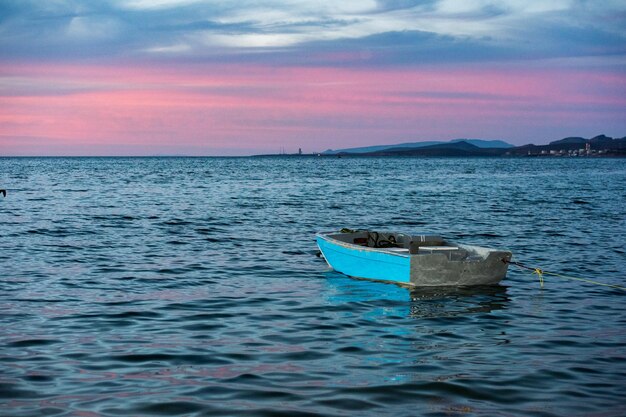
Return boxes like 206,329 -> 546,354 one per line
0,0 -> 625,156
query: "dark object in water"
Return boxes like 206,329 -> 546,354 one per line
0,189 -> 5,197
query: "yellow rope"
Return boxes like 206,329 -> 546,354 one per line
541,270 -> 626,291
533,268 -> 544,288
509,261 -> 626,291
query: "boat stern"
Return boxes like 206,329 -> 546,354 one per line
409,247 -> 512,286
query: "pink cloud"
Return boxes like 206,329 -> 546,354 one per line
1,62 -> 624,155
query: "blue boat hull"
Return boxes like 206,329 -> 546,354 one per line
316,235 -> 411,284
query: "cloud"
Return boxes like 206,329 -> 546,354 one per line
0,0 -> 624,67
1,61 -> 624,155
1,1 -> 624,156
116,0 -> 205,10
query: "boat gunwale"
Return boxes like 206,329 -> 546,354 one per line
316,231 -> 512,260
316,231 -> 412,258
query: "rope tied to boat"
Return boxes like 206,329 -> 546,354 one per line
534,268 -> 544,288
502,259 -> 625,291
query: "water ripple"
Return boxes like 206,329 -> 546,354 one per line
0,156 -> 625,416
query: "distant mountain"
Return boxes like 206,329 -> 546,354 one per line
253,134 -> 625,157
450,139 -> 514,148
322,141 -> 441,155
546,134 -> 624,148
318,135 -> 625,157
351,140 -> 508,157
506,134 -> 626,156
549,137 -> 587,145
589,134 -> 616,144
322,138 -> 514,155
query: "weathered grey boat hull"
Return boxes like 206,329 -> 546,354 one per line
409,247 -> 511,286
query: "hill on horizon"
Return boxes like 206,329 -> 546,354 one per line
322,139 -> 514,154
313,134 -> 625,157
345,140 -> 508,157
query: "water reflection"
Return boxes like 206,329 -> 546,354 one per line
323,272 -> 510,319
408,285 -> 510,319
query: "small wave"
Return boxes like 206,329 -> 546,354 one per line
6,339 -> 60,348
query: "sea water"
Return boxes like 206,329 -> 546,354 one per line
1,156 -> 625,416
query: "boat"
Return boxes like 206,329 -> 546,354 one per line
316,230 -> 512,286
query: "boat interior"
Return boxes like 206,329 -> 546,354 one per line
327,230 -> 460,255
